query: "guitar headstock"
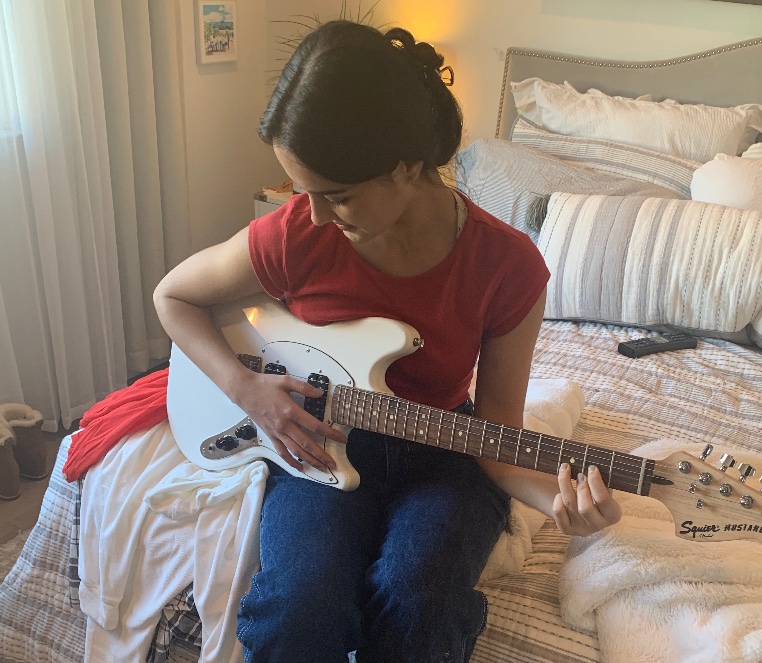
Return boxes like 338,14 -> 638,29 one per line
649,446 -> 762,543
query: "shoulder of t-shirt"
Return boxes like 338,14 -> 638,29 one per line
461,192 -> 541,257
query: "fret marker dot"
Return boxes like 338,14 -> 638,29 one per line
490,439 -> 495,444
458,431 -> 463,437
569,457 -> 576,464
372,411 -> 377,416
418,430 -> 423,435
389,415 -> 395,420
525,447 -> 531,453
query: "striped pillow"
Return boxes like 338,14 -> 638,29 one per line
512,119 -> 699,198
454,139 -> 681,244
538,193 -> 762,347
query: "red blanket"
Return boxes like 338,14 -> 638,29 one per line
62,368 -> 169,482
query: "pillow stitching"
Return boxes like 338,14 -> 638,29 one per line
547,193 -> 576,317
679,204 -> 707,327
715,211 -> 743,332
697,208 -> 724,330
734,217 -> 762,332
599,197 -> 628,322
749,270 -> 762,330
639,199 -> 669,325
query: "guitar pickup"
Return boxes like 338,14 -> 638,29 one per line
264,362 -> 287,375
304,373 -> 329,421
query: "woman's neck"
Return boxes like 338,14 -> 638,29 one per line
351,182 -> 461,278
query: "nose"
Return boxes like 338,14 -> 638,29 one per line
309,195 -> 332,227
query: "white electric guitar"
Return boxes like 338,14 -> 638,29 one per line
167,294 -> 762,543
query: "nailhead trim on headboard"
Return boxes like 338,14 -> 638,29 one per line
495,37 -> 762,138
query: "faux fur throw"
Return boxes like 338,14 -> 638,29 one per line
559,439 -> 762,662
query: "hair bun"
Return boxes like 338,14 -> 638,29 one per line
385,28 -> 444,71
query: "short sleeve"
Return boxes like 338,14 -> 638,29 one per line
248,201 -> 294,299
483,232 -> 550,338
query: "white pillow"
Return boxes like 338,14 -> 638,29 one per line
691,154 -> 762,212
511,78 -> 762,163
538,193 -> 762,347
743,143 -> 762,159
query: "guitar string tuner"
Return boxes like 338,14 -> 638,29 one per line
718,453 -> 736,472
738,463 -> 756,483
700,444 -> 713,460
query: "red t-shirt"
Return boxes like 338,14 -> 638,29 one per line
248,192 -> 549,411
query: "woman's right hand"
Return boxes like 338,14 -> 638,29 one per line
232,370 -> 348,473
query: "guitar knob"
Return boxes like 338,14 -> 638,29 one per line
215,435 -> 239,452
700,444 -> 713,460
738,463 -> 756,483
235,423 -> 258,440
718,453 -> 736,472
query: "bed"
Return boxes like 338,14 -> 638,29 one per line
2,38 -> 762,663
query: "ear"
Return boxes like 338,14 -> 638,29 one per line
390,160 -> 425,184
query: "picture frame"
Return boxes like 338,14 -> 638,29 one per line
196,2 -> 238,65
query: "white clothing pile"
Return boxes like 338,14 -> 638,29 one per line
80,422 -> 268,663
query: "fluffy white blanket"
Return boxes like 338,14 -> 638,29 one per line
479,377 -> 585,581
559,439 -> 762,663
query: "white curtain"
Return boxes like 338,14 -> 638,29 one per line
0,0 -> 190,431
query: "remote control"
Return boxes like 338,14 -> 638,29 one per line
617,331 -> 698,358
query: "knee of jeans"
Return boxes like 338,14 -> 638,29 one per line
238,572 -> 365,648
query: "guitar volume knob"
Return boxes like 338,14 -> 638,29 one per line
215,435 -> 239,452
235,423 -> 257,440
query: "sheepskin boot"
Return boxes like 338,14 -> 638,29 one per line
0,404 -> 48,480
0,424 -> 20,501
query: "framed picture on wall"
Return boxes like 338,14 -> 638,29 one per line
196,2 -> 238,64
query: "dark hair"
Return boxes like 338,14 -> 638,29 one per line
259,20 -> 462,184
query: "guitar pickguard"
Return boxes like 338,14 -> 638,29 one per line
167,294 -> 421,491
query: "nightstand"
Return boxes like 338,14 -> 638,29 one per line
254,197 -> 286,218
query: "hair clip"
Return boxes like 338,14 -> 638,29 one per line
438,65 -> 455,87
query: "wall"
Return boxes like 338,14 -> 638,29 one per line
178,0 -> 283,251
368,0 -> 762,141
175,0 -> 762,251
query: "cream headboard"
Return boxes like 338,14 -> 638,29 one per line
496,37 -> 762,139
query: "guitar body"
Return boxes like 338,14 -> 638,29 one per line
167,294 -> 422,490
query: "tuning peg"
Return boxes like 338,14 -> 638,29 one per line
738,463 -> 756,483
718,453 -> 736,472
700,444 -> 713,460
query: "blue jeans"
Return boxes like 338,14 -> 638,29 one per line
236,401 -> 511,663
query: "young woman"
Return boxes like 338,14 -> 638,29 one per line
154,20 -> 621,663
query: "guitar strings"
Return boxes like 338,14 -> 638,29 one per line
330,386 -> 762,509
331,389 -> 762,519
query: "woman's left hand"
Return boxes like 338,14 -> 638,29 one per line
553,464 -> 622,536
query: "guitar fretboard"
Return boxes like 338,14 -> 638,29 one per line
330,385 -> 655,496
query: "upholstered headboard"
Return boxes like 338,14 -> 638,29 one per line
496,37 -> 762,139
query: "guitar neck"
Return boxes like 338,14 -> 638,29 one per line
331,386 -> 656,496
